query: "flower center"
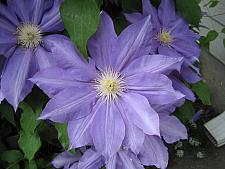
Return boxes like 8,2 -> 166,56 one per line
157,29 -> 173,46
16,23 -> 42,48
94,68 -> 126,101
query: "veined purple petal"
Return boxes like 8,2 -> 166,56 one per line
0,17 -> 17,33
39,86 -> 97,122
52,151 -> 81,169
159,114 -> 188,143
113,15 -> 152,71
0,3 -> 19,25
116,101 -> 145,154
8,0 -> 30,22
34,46 -> 56,70
126,73 -> 185,105
91,101 -> 125,159
43,35 -> 98,80
30,67 -> 85,97
139,136 -> 168,169
77,149 -> 105,169
88,12 -> 117,70
68,100 -> 104,149
1,48 -> 36,110
40,0 -> 64,32
158,0 -> 176,27
123,54 -> 183,76
0,31 -> 16,56
121,93 -> 160,136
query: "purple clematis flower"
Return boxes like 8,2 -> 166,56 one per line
52,148 -> 104,169
0,0 -> 64,110
125,0 -> 201,101
31,12 -> 184,160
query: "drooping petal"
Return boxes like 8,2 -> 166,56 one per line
52,151 -> 81,169
117,101 -> 145,154
39,86 -> 97,122
68,100 -> 103,149
113,15 -> 152,71
159,114 -> 188,143
124,12 -> 145,24
1,48 -> 36,110
91,101 -> 125,159
40,0 -> 64,32
123,54 -> 183,76
139,136 -> 168,169
126,73 -> 185,105
30,67 -> 86,97
158,0 -> 176,27
77,149 -> 105,169
88,12 -> 117,70
170,75 -> 196,101
181,66 -> 201,83
121,93 -> 160,136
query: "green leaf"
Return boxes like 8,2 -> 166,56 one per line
36,158 -> 48,169
95,0 -> 103,8
222,28 -> 225,34
54,123 -> 69,149
0,102 -> 16,127
60,0 -> 100,58
0,150 -> 23,163
113,13 -> 129,35
176,0 -> 201,27
206,30 -> 218,41
19,102 -> 40,134
25,160 -> 37,169
223,39 -> 225,48
18,131 -> 41,161
173,101 -> 195,123
192,81 -> 211,105
199,36 -> 209,48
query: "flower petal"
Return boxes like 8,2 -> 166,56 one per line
121,93 -> 160,136
113,15 -> 152,71
117,102 -> 144,154
181,66 -> 201,83
39,86 -> 97,122
123,54 -> 183,76
68,100 -> 103,149
158,0 -> 176,27
139,136 -> 168,169
170,75 -> 196,101
0,3 -> 19,25
88,11 -> 117,70
159,114 -> 188,143
1,48 -> 36,110
52,151 -> 81,169
30,67 -> 85,97
126,73 -> 185,105
91,101 -> 125,159
77,149 -> 105,169
40,0 -> 64,32
0,31 -> 16,56
124,12 -> 145,23
8,0 -> 30,22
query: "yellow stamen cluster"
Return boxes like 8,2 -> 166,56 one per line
94,68 -> 126,101
157,29 -> 173,46
16,23 -> 42,48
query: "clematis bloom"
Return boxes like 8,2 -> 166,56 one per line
31,12 -> 184,160
125,0 -> 201,101
0,0 -> 64,109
